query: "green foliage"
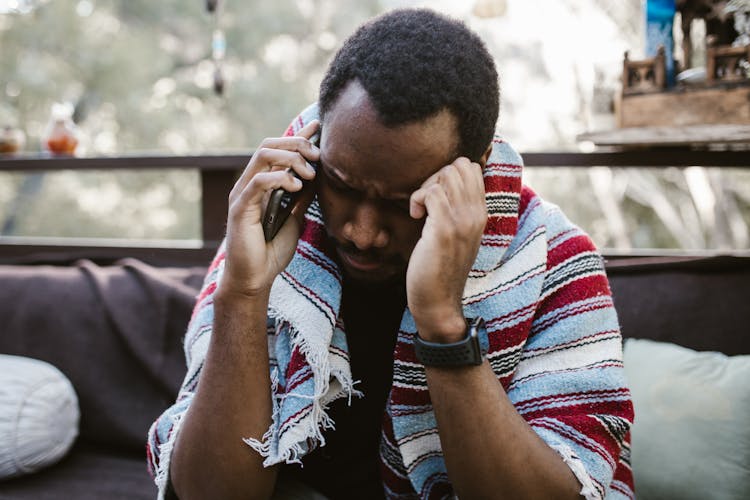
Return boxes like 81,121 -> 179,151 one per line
0,0 -> 382,153
0,0 -> 381,241
0,0 -> 747,249
0,169 -> 201,239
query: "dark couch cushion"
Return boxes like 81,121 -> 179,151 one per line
0,444 -> 156,500
0,259 -> 206,452
606,255 -> 750,356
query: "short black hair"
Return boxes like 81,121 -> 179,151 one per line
319,8 -> 500,162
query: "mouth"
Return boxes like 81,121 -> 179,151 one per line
337,248 -> 386,273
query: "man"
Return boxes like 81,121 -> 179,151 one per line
148,9 -> 634,500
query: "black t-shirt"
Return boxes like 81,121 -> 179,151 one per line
283,276 -> 407,499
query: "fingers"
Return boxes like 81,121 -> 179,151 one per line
296,119 -> 320,141
231,121 -> 321,200
410,157 -> 485,221
438,159 -> 469,207
232,143 -> 317,195
229,169 -> 304,224
413,184 -> 452,225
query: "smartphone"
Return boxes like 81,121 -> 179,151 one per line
262,134 -> 320,241
262,167 -> 311,241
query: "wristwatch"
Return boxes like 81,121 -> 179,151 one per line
414,317 -> 488,367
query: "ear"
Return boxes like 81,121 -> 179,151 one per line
478,143 -> 493,168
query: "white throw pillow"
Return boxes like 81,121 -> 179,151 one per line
624,339 -> 750,500
0,354 -> 80,479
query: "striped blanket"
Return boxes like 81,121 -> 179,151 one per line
147,104 -> 634,499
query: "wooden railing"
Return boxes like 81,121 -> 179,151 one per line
1,150 -> 748,265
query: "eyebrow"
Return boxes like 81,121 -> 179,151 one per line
320,160 -> 413,201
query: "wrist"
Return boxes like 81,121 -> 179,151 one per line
214,283 -> 270,313
414,310 -> 467,344
414,317 -> 488,367
212,287 -> 270,346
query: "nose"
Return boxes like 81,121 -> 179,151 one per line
342,200 -> 389,251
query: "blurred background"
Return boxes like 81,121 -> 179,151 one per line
0,0 -> 748,251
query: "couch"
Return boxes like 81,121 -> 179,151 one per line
0,259 -> 204,499
0,254 -> 747,499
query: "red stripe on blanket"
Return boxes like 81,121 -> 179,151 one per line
538,274 -> 612,319
518,389 -> 633,420
547,233 -> 597,267
286,346 -> 309,378
196,282 -> 217,307
483,174 -> 522,195
519,185 -> 537,217
208,250 -> 226,273
484,216 -> 518,236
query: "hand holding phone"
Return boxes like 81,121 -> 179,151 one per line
262,161 -> 317,241
219,121 -> 319,299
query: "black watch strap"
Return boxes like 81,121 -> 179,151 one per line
414,317 -> 486,367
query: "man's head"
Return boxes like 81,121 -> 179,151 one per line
315,9 -> 499,284
319,8 -> 499,163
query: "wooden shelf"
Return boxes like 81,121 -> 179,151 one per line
578,124 -> 750,149
616,84 -> 750,128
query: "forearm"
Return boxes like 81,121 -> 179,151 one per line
171,290 -> 277,500
425,362 -> 582,499
166,121 -> 320,499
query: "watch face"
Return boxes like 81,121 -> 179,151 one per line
414,317 -> 486,367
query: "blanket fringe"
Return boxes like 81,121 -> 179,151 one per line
549,443 -> 600,500
154,410 -> 186,500
244,315 -> 358,467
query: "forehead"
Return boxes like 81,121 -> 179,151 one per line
319,82 -> 459,197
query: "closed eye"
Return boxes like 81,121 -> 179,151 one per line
320,164 -> 357,194
320,162 -> 412,213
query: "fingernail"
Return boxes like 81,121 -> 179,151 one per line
306,162 -> 316,173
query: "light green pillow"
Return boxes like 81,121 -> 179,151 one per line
624,338 -> 750,500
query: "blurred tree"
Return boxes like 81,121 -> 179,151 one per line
0,0 -> 381,240
0,0 -> 747,249
0,0 -> 382,153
